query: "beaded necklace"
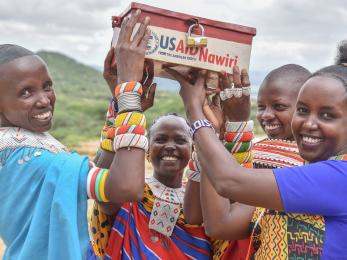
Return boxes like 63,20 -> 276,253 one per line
146,176 -> 185,238
0,127 -> 67,169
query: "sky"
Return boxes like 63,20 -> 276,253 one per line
1,0 -> 346,88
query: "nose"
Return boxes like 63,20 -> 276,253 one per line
259,107 -> 275,121
302,115 -> 318,130
164,141 -> 176,152
35,91 -> 50,108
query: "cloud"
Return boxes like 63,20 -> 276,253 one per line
0,0 -> 346,82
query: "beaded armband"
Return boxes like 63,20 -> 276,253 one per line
115,111 -> 147,128
113,133 -> 148,152
185,151 -> 201,182
87,167 -> 110,202
114,82 -> 143,113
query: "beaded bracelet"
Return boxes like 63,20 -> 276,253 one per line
100,138 -> 114,152
114,81 -> 143,97
115,111 -> 147,128
117,92 -> 142,113
115,125 -> 146,136
233,151 -> 254,164
225,120 -> 254,133
87,167 -> 110,202
113,133 -> 148,152
224,131 -> 253,142
224,141 -> 252,153
185,169 -> 201,182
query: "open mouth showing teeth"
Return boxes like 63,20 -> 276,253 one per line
302,136 -> 323,144
264,124 -> 281,130
161,156 -> 178,161
33,111 -> 51,120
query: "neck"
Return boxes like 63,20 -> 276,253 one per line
153,171 -> 183,188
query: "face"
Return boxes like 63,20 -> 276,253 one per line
0,55 -> 55,132
256,79 -> 298,140
149,116 -> 192,178
292,76 -> 347,163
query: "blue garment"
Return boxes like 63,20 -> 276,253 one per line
0,147 -> 90,260
274,160 -> 347,259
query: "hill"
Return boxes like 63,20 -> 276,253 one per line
37,51 -> 262,148
37,51 -> 186,147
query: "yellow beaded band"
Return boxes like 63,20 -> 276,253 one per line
100,138 -> 114,152
115,111 -> 147,128
233,150 -> 254,164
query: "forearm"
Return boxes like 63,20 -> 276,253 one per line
188,107 -> 283,210
183,180 -> 203,224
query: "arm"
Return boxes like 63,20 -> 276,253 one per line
183,180 -> 203,224
201,172 -> 254,240
165,68 -> 283,211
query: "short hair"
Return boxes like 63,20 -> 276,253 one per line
261,64 -> 311,92
334,40 -> 347,65
0,44 -> 35,66
148,113 -> 191,142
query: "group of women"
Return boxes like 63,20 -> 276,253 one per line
1,8 -> 347,260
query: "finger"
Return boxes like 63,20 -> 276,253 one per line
138,28 -> 151,51
118,16 -> 130,44
164,67 -> 187,85
219,71 -> 230,90
146,83 -> 156,101
241,68 -> 251,87
195,70 -> 207,87
123,9 -> 142,42
132,16 -> 150,47
212,94 -> 221,108
233,66 -> 242,88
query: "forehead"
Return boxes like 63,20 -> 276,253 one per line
298,76 -> 347,105
258,79 -> 298,102
151,116 -> 190,136
0,55 -> 49,89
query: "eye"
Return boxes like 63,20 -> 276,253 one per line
176,138 -> 189,145
257,105 -> 265,111
296,107 -> 308,115
154,136 -> 166,144
20,88 -> 31,98
43,81 -> 53,91
274,104 -> 288,111
320,112 -> 333,120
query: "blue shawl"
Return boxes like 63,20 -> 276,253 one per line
0,128 -> 90,260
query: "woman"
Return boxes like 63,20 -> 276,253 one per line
88,114 -> 212,260
167,59 -> 347,258
0,10 -> 151,259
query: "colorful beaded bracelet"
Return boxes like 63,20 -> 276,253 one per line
100,138 -> 114,152
115,125 -> 146,136
87,167 -> 110,202
225,120 -> 254,133
114,81 -> 143,97
224,131 -> 253,142
224,141 -> 252,153
233,150 -> 254,164
113,133 -> 148,152
115,111 -> 147,128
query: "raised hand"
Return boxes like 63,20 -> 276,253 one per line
115,9 -> 151,84
219,66 -> 251,121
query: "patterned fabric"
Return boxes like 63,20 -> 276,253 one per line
253,138 -> 304,169
249,208 -> 325,259
89,182 -> 211,260
249,139 -> 326,259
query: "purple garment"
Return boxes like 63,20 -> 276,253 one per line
274,160 -> 347,259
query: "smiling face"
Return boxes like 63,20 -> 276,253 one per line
292,76 -> 347,163
0,55 -> 55,132
149,115 -> 192,182
256,79 -> 299,140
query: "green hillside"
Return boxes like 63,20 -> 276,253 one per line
37,51 -> 185,147
37,51 -> 261,148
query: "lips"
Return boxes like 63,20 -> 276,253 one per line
301,135 -> 323,145
161,156 -> 179,161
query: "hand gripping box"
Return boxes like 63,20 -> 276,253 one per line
112,2 -> 256,79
